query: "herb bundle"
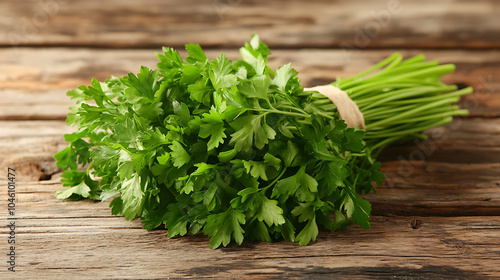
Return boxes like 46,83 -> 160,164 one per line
55,35 -> 471,248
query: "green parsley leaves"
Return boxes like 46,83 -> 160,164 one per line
55,34 -> 471,249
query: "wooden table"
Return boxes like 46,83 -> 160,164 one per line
1,0 -> 499,278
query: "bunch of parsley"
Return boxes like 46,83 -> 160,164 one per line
55,35 -> 470,248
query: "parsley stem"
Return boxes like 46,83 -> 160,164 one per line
260,166 -> 288,192
314,111 -> 334,120
310,54 -> 473,154
365,97 -> 460,129
277,104 -> 309,115
252,108 -> 311,119
337,52 -> 401,87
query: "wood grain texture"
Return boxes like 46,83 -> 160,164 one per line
0,121 -> 74,181
1,48 -> 498,120
1,0 -> 499,49
1,181 -> 500,279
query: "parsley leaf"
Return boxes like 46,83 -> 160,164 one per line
169,141 -> 191,168
119,174 -> 146,220
203,208 -> 246,249
257,196 -> 285,226
199,110 -> 226,151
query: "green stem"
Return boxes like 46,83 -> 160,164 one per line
311,53 -> 472,160
367,117 -> 453,139
369,109 -> 468,128
365,97 -> 460,129
334,53 -> 401,87
261,166 -> 288,192
356,86 -> 457,110
252,108 -> 310,119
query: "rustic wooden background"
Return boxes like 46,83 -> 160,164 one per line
1,0 -> 499,279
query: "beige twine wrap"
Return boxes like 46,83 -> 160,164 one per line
305,85 -> 365,129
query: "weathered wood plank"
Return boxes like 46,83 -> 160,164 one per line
1,181 -> 500,279
1,0 -> 499,49
0,121 -> 74,181
1,48 -> 498,120
1,118 -> 499,217
368,162 -> 500,216
368,118 -> 500,215
377,117 -> 500,166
